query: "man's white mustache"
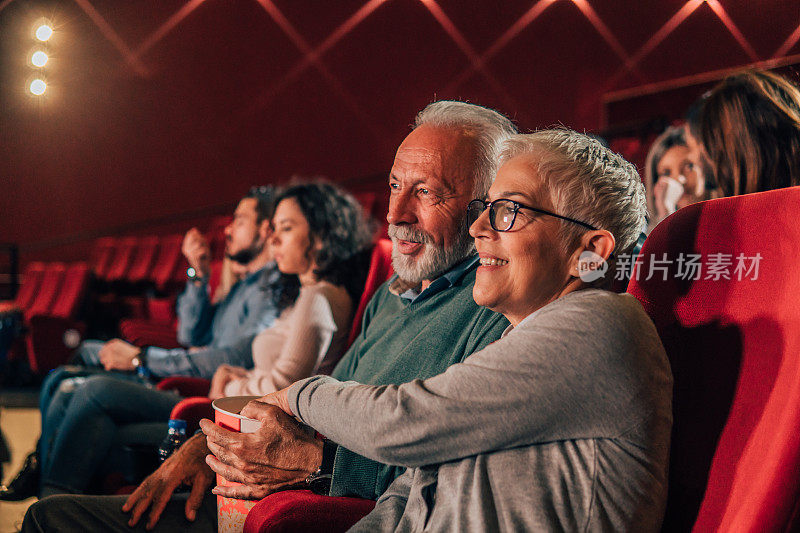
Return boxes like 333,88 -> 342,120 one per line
387,224 -> 433,245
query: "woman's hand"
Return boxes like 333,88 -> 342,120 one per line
247,387 -> 293,417
208,364 -> 248,400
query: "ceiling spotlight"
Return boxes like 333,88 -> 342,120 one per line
30,79 -> 47,95
31,50 -> 49,67
35,24 -> 53,41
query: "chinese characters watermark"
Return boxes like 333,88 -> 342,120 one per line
616,252 -> 763,282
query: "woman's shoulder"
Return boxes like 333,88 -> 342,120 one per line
301,280 -> 349,300
526,289 -> 655,337
296,281 -> 352,312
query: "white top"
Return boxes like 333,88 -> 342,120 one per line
223,281 -> 353,396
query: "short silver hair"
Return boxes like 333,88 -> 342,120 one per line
414,100 -> 517,198
499,129 -> 647,258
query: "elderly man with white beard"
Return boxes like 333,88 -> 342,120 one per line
22,100 -> 518,532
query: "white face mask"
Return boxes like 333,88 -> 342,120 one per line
662,177 -> 685,214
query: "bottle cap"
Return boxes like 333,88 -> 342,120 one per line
168,419 -> 187,431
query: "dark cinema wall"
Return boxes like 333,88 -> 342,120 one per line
2,0 -> 800,263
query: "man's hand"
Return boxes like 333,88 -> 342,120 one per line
251,388 -> 293,417
98,339 -> 140,371
200,403 -> 323,500
182,228 -> 211,280
208,364 -> 248,401
122,433 -> 214,530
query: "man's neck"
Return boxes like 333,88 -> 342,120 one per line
242,252 -> 272,275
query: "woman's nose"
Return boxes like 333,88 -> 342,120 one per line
469,207 -> 493,239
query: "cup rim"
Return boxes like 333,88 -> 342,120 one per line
211,396 -> 261,422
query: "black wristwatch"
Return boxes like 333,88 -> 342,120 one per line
305,439 -> 337,495
131,346 -> 149,370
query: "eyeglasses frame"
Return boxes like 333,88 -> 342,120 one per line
467,198 -> 598,232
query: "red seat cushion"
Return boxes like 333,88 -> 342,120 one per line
244,490 -> 375,533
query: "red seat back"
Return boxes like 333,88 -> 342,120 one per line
127,236 -> 159,283
15,262 -> 47,311
105,237 -> 139,282
627,186 -> 800,532
50,262 -> 90,319
90,237 -> 116,280
347,239 -> 393,346
152,234 -> 184,290
25,262 -> 66,319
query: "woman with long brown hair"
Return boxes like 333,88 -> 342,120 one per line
687,69 -> 800,197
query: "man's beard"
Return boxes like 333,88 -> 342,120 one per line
388,215 -> 474,285
226,237 -> 265,266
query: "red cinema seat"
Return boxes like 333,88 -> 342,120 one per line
0,261 -> 46,314
90,237 -> 116,281
627,186 -> 800,532
244,490 -> 375,533
48,262 -> 90,320
126,235 -> 159,284
120,260 -> 223,348
151,234 -> 184,292
105,236 -> 139,283
119,318 -> 181,348
348,239 -> 392,345
27,262 -> 91,374
24,262 -> 66,320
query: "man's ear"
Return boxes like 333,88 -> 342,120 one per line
567,230 -> 615,276
258,219 -> 272,241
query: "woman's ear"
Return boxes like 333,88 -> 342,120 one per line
567,230 -> 616,279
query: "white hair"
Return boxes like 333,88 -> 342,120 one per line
414,100 -> 517,198
499,129 -> 647,260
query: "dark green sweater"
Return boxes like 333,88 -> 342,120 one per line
329,264 -> 509,499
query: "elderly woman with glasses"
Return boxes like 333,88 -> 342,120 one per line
208,129 -> 672,531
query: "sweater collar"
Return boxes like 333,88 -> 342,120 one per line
389,254 -> 479,303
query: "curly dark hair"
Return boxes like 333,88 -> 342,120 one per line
270,180 -> 374,309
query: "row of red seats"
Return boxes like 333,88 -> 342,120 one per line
89,215 -> 232,289
159,188 -> 800,531
91,234 -> 186,291
0,261 -> 91,374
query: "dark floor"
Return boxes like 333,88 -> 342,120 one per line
0,387 -> 39,409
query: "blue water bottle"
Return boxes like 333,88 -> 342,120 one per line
158,419 -> 188,463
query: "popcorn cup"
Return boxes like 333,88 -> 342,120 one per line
212,396 -> 261,533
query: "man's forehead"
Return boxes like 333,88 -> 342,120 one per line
392,125 -> 476,192
235,197 -> 257,215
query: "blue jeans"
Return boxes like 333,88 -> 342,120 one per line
41,376 -> 181,495
39,366 -> 145,473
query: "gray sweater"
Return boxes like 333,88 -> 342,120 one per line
288,289 -> 672,532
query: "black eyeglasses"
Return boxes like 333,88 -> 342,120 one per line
467,198 -> 598,232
